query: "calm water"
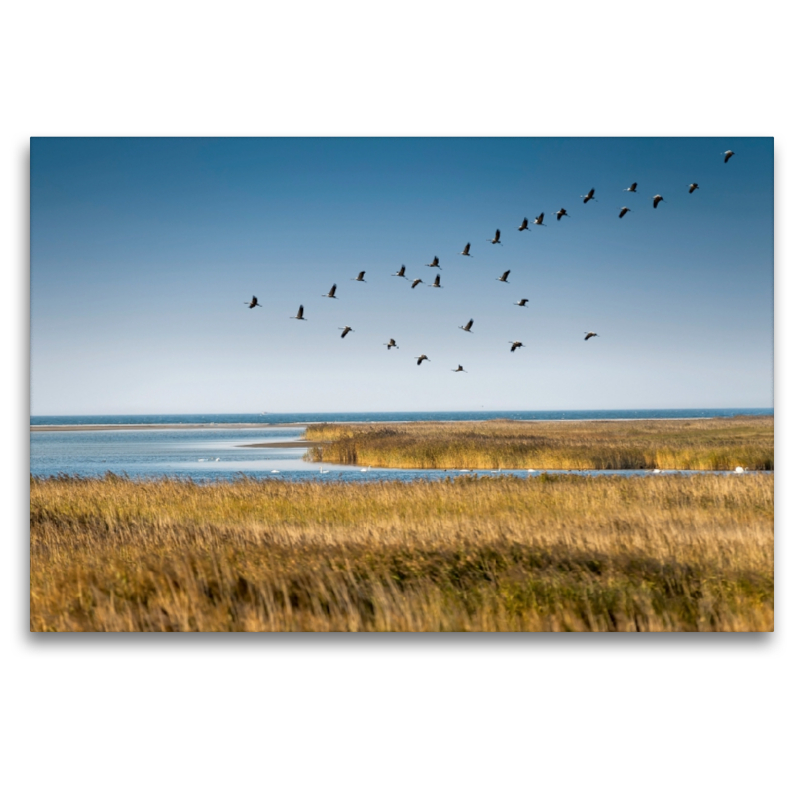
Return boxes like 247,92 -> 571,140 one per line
30,409 -> 772,482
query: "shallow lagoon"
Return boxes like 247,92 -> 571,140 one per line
30,425 -> 765,482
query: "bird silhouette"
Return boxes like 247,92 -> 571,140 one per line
392,265 -> 409,279
385,338 -> 399,350
514,298 -> 529,307
625,182 -> 638,193
487,229 -> 502,245
323,284 -> 337,298
339,326 -> 354,338
509,341 -> 525,352
688,183 -> 699,193
416,355 -> 430,365
584,331 -> 598,340
426,256 -> 441,269
291,305 -> 306,320
460,242 -> 473,256
723,150 -> 735,163
411,278 -> 423,289
581,188 -> 596,203
452,365 -> 467,372
533,213 -> 546,226
619,207 -> 632,218
497,270 -> 510,283
352,271 -> 366,282
429,274 -> 441,288
459,318 -> 474,333
518,217 -> 530,231
653,195 -> 665,208
245,296 -> 262,308
553,208 -> 569,220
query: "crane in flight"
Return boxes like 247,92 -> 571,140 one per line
509,341 -> 525,352
291,305 -> 306,321
487,229 -> 502,245
322,284 -> 337,298
584,331 -> 598,340
533,213 -> 546,226
415,355 -> 430,365
352,271 -> 366,282
411,278 -> 423,289
581,188 -> 596,203
553,208 -> 569,221
625,182 -> 638,193
619,207 -> 632,218
429,274 -> 442,288
653,195 -> 665,208
518,217 -> 530,231
452,365 -> 467,373
426,256 -> 441,269
460,243 -> 473,256
392,265 -> 409,279
497,270 -> 510,283
244,296 -> 262,308
723,150 -> 735,163
514,298 -> 529,307
339,326 -> 354,338
459,318 -> 474,333
384,338 -> 399,350
688,183 -> 699,193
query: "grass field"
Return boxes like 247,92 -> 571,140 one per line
30,472 -> 773,632
303,417 -> 774,471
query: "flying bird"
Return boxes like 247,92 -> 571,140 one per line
487,229 -> 502,245
518,217 -> 530,231
653,195 -> 664,208
497,270 -> 510,283
688,183 -> 699,193
430,274 -> 442,288
416,355 -> 430,365
584,331 -> 598,340
625,182 -> 638,193
581,188 -> 596,203
460,242 -> 473,256
339,326 -> 354,338
459,318 -> 474,333
452,365 -> 467,373
426,256 -> 441,269
411,278 -> 423,289
291,305 -> 306,320
553,208 -> 569,220
323,284 -> 337,298
352,271 -> 366,282
392,265 -> 409,279
509,341 -> 525,352
723,150 -> 735,163
385,338 -> 399,350
514,298 -> 529,307
619,207 -> 632,218
533,213 -> 546,226
244,296 -> 262,308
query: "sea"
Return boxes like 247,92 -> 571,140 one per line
30,409 -> 773,482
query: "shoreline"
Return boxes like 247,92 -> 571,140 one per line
29,416 -> 771,433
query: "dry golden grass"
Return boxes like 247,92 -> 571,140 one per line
303,417 -> 774,471
30,473 -> 773,632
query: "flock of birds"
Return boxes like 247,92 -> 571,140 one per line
243,149 -> 736,373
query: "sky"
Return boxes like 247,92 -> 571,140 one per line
30,137 -> 773,414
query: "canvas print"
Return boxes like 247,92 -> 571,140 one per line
30,137 -> 774,632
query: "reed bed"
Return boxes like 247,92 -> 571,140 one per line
304,417 -> 774,471
31,473 -> 773,632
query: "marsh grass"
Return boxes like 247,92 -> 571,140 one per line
303,417 -> 774,471
30,473 -> 773,632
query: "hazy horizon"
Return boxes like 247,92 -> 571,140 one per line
30,137 -> 773,415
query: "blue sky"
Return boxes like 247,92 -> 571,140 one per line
30,137 -> 773,414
